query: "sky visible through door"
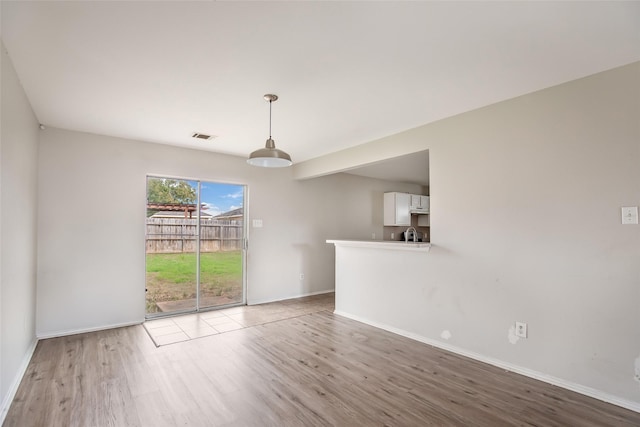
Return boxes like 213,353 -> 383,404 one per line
197,181 -> 243,217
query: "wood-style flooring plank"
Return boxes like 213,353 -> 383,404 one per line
4,294 -> 640,426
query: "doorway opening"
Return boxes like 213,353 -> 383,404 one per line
145,176 -> 246,318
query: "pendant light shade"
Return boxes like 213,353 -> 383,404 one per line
247,94 -> 292,168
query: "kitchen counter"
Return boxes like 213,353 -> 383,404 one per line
326,239 -> 431,252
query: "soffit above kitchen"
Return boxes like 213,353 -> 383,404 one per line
344,151 -> 430,186
1,2 -> 639,164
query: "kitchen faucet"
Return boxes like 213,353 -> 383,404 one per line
405,226 -> 417,242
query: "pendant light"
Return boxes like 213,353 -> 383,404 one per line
247,94 -> 292,167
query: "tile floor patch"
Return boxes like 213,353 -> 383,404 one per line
183,326 -> 218,339
144,318 -> 177,329
204,316 -> 238,326
143,293 -> 334,347
149,324 -> 183,336
153,331 -> 190,346
200,311 -> 227,320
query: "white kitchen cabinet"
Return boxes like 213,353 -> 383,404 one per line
410,194 -> 420,210
384,192 -> 411,226
410,194 -> 430,212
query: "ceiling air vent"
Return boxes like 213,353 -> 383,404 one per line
192,132 -> 216,141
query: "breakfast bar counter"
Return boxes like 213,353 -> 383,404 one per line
326,239 -> 431,251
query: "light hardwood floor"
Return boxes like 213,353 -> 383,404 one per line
5,294 -> 640,426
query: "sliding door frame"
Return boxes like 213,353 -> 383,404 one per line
144,174 -> 247,319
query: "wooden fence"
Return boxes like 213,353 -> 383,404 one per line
146,218 -> 243,253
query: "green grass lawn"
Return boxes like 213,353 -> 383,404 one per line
145,251 -> 242,313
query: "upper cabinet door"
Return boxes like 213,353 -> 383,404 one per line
410,194 -> 422,210
384,192 -> 411,226
420,195 -> 430,213
410,194 -> 429,212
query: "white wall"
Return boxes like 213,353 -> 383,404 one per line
0,42 -> 39,419
36,128 -> 419,336
297,62 -> 640,405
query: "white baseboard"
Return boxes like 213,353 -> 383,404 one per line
334,310 -> 640,414
36,319 -> 144,340
248,288 -> 335,306
0,338 -> 38,425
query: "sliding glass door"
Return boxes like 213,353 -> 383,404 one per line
198,182 -> 245,309
145,176 -> 245,317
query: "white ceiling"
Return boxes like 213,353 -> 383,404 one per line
2,1 -> 639,171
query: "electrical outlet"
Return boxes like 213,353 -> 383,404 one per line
300,273 -> 304,280
515,322 -> 528,338
391,232 -> 395,240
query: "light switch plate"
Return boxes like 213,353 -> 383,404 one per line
621,207 -> 638,225
252,219 -> 263,228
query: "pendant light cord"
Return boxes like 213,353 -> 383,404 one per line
269,99 -> 272,139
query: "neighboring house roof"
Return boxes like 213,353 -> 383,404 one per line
150,210 -> 213,219
214,207 -> 243,219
